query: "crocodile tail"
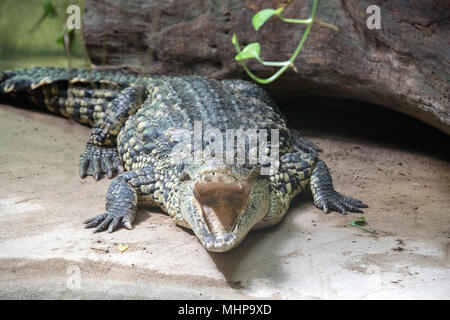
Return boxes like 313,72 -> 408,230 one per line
0,67 -> 70,109
0,66 -> 144,94
0,69 -> 28,108
0,69 -> 15,85
1,67 -> 68,95
0,66 -> 145,127
0,69 -> 18,102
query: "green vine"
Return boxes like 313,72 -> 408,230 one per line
232,0 -> 333,84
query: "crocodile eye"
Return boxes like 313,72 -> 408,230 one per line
180,172 -> 191,182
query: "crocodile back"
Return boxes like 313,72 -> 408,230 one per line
117,76 -> 292,170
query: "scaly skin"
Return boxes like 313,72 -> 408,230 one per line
0,67 -> 367,252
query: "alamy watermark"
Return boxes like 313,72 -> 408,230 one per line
66,264 -> 81,290
367,5 -> 381,30
66,5 -> 81,30
168,121 -> 279,175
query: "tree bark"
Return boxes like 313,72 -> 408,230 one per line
82,0 -> 450,134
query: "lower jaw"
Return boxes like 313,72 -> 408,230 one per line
190,203 -> 244,252
203,239 -> 242,252
198,226 -> 246,252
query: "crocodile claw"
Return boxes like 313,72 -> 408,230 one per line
79,144 -> 123,180
84,211 -> 133,233
316,191 -> 368,215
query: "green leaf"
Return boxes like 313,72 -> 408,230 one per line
349,217 -> 377,234
235,42 -> 261,61
350,217 -> 366,227
252,7 -> 285,31
252,9 -> 275,31
232,33 -> 238,45
43,1 -> 56,17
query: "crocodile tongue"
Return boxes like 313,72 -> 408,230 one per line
181,168 -> 269,252
194,180 -> 250,236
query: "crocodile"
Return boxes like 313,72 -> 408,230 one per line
0,67 -> 367,252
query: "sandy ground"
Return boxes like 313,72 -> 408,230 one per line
0,102 -> 449,299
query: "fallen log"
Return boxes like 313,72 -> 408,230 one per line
82,0 -> 450,134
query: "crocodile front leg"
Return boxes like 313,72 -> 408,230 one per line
84,167 -> 158,233
84,175 -> 137,232
80,85 -> 147,180
310,160 -> 368,214
263,152 -> 367,229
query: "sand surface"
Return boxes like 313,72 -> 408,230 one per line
0,103 -> 449,299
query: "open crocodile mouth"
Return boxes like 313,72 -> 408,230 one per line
193,171 -> 251,238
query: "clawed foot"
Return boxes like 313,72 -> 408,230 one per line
79,144 -> 123,180
84,176 -> 137,233
84,211 -> 133,233
316,191 -> 368,215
